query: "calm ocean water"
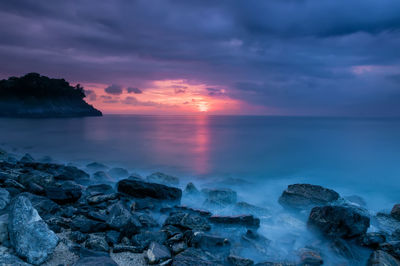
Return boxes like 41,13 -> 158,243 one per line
1,115 -> 400,210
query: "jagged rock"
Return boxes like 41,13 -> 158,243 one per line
0,187 -> 10,210
172,247 -> 222,266
19,192 -> 61,220
71,215 -> 109,233
367,250 -> 400,266
308,205 -> 370,239
8,196 -> 59,265
279,184 -> 339,210
20,153 -> 34,163
18,170 -> 53,188
228,255 -> 254,266
85,234 -> 110,252
73,256 -> 118,266
87,193 -> 118,205
164,212 -> 211,231
380,241 -> 400,259
117,178 -> 182,201
108,167 -> 129,178
45,181 -> 82,204
298,248 -> 323,265
147,172 -> 179,185
70,231 -> 88,244
87,184 -> 114,195
145,241 -> 171,264
203,188 -> 237,208
0,213 -> 8,243
359,232 -> 386,248
209,215 -> 260,228
106,202 -> 136,229
105,230 -> 120,246
174,205 -> 212,217
132,231 -> 167,251
187,231 -> 230,253
86,162 -> 108,171
137,212 -> 159,228
171,241 -> 187,254
391,204 -> 400,221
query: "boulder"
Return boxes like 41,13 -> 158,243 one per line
71,215 -> 109,233
19,192 -> 61,220
117,178 -> 182,201
53,165 -> 90,181
105,230 -> 120,246
187,232 -> 230,253
86,162 -> 108,171
209,215 -> 260,228
106,202 -> 136,230
84,234 -> 110,252
308,206 -> 370,239
279,184 -> 339,210
203,188 -> 237,208
8,195 -> 59,265
145,241 -> 171,264
18,170 -> 53,188
70,231 -> 88,244
93,171 -> 114,183
391,204 -> 400,221
367,250 -> 400,266
87,184 -> 114,195
73,256 -> 118,266
147,172 -> 180,185
359,232 -> 386,248
108,167 -> 129,178
298,248 -> 323,265
132,231 -> 167,250
172,247 -> 222,266
45,181 -> 82,204
0,252 -> 31,266
227,255 -> 254,266
20,153 -> 34,163
164,212 -> 211,231
184,182 -> 200,195
87,193 -> 118,205
4,178 -> 26,191
0,187 -> 10,210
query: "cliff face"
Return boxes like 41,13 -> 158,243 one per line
0,73 -> 102,118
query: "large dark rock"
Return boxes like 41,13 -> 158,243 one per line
19,192 -> 61,220
53,165 -> 90,181
391,204 -> 400,221
84,233 -> 110,252
298,248 -> 323,265
202,188 -> 237,208
8,196 -> 59,265
227,255 -> 254,266
367,250 -> 400,266
132,231 -> 167,251
379,241 -> 400,259
187,231 -> 230,253
172,247 -> 223,266
45,182 -> 83,204
86,162 -> 108,171
164,212 -> 211,231
117,178 -> 182,201
71,215 -> 109,233
73,256 -> 118,266
308,205 -> 370,239
145,241 -> 171,264
209,215 -> 260,228
108,167 -> 129,178
279,184 -> 340,210
358,232 -> 386,249
0,187 -> 10,210
147,172 -> 180,185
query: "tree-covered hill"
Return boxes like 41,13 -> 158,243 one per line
0,73 -> 102,117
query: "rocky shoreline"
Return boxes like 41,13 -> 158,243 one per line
0,148 -> 400,265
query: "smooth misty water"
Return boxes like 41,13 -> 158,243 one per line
1,115 -> 400,211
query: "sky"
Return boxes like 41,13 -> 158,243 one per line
1,0 -> 400,116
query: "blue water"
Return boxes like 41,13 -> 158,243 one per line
1,115 -> 400,210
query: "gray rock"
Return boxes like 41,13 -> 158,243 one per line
0,187 -> 10,210
279,184 -> 340,210
87,193 -> 118,205
106,202 -> 134,230
184,182 -> 200,195
71,215 -> 109,233
0,213 -> 8,243
203,188 -> 237,208
359,232 -> 386,248
45,181 -> 82,204
227,255 -> 254,266
0,252 -> 31,266
188,232 -> 230,253
145,241 -> 171,264
147,172 -> 180,185
298,248 -> 323,265
209,215 -> 260,228
308,205 -> 370,239
367,250 -> 400,266
132,231 -> 167,250
172,247 -> 222,266
164,212 -> 211,231
73,256 -> 118,266
8,195 -> 59,265
93,171 -> 113,183
391,204 -> 400,221
19,192 -> 61,220
85,234 -> 110,252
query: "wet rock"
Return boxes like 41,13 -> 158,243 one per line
233,202 -> 271,219
45,181 -> 82,204
172,247 -> 222,266
132,231 -> 167,250
359,232 -> 386,248
117,178 -> 182,201
241,230 -> 271,255
70,231 -> 88,244
308,205 -> 370,239
0,213 -> 8,243
298,248 -> 323,265
87,184 -> 114,195
108,167 -> 129,178
86,162 -> 108,171
20,153 -> 34,163
187,231 -> 230,253
8,195 -> 59,265
137,212 -> 159,228
380,241 -> 400,259
105,230 -> 120,246
145,241 -> 171,264
26,182 -> 45,195
106,202 -> 134,229
87,193 -> 118,205
0,252 -> 31,266
73,256 -> 118,266
119,215 -> 142,239
164,212 -> 211,231
203,188 -> 237,208
228,254 -> 254,266
71,215 -> 109,233
279,184 -> 340,210
162,225 -> 182,238
391,204 -> 400,221
174,205 -> 212,217
0,187 -> 10,210
53,165 -> 90,181
19,192 -> 61,220
184,182 -> 200,195
171,241 -> 187,254
93,171 -> 114,183
209,214 -> 260,228
329,238 -> 358,259
147,172 -> 180,185
367,250 -> 400,266
128,173 -> 144,181
112,244 -> 143,253
4,178 -> 26,191
85,233 -> 110,252
18,170 -> 53,188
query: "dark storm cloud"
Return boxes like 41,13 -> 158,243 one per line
126,87 -> 142,94
105,84 -> 123,95
1,0 -> 400,115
